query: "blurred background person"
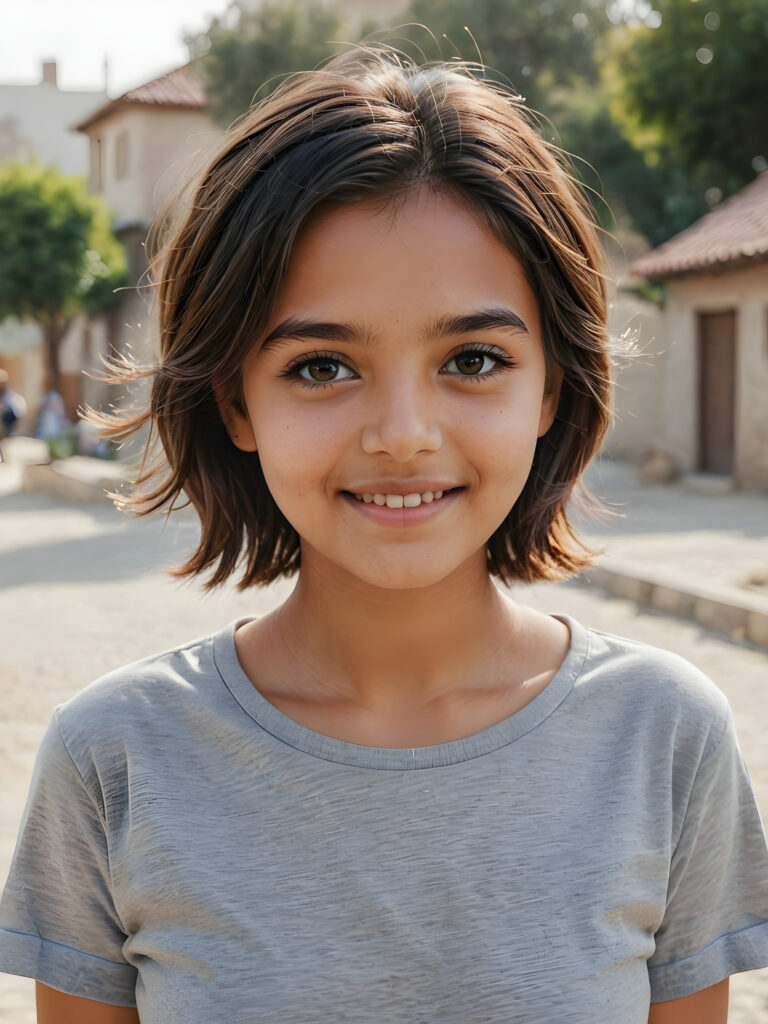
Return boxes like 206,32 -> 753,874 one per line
0,369 -> 26,441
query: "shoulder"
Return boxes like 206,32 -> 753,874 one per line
569,618 -> 731,765
52,625 -> 231,775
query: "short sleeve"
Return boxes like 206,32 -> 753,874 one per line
0,712 -> 137,1006
648,705 -> 768,1002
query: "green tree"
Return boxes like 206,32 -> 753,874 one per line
396,1 -> 685,243
604,0 -> 768,199
399,0 -> 610,109
189,0 -> 720,246
394,0 -> 727,243
0,162 -> 128,392
547,84 -> 709,246
189,0 -> 351,128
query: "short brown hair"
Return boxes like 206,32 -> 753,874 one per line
96,48 -> 611,589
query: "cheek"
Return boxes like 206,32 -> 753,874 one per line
465,395 -> 544,460
251,400 -> 344,499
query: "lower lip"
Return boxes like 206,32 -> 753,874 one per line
340,489 -> 464,526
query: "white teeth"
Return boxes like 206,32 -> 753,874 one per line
353,488 -> 452,506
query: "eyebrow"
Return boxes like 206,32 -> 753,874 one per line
258,306 -> 529,352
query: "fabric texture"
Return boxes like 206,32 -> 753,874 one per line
1,615 -> 767,1022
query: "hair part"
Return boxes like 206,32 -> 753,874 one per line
92,47 -> 612,589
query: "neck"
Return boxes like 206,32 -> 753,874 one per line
268,547 -> 520,711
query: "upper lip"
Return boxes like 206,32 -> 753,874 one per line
343,482 -> 461,495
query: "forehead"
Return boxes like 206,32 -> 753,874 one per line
267,188 -> 542,336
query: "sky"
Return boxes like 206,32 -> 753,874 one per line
0,0 -> 232,96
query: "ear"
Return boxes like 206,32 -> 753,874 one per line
212,382 -> 258,452
537,363 -> 564,438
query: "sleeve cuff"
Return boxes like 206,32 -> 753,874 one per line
0,927 -> 137,1007
649,920 -> 768,1002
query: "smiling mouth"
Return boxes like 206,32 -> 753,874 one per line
342,487 -> 463,509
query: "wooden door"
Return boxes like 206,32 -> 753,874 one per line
698,311 -> 736,474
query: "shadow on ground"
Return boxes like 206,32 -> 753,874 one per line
0,521 -> 200,587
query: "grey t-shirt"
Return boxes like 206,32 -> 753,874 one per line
1,615 -> 767,1023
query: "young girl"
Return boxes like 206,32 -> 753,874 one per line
1,48 -> 767,1024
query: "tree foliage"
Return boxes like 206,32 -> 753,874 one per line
604,0 -> 768,198
190,0 -> 766,248
400,0 -> 610,109
0,162 -> 127,390
383,0 -> 694,243
189,1 -> 351,129
546,84 -> 708,246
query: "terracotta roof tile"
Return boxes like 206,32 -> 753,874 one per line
629,171 -> 768,280
76,62 -> 206,132
121,64 -> 206,108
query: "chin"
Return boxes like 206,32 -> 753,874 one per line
340,550 -> 483,593
298,537 -> 488,592
357,568 -> 453,592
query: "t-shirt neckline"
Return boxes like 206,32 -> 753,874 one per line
212,613 -> 589,770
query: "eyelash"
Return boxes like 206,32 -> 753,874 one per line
279,344 -> 517,390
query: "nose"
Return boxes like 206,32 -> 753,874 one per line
360,374 -> 442,461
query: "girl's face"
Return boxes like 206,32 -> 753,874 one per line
222,188 -> 561,591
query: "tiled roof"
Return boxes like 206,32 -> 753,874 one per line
629,171 -> 768,280
75,62 -> 206,132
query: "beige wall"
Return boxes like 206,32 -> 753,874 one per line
664,262 -> 768,490
603,288 -> 667,460
0,80 -> 106,175
85,106 -> 220,225
136,108 -> 221,222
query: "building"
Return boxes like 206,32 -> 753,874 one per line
74,61 -> 220,379
629,172 -> 768,491
1,59 -> 222,424
0,61 -> 108,423
20,61 -> 218,423
75,61 -> 215,254
0,60 -> 106,173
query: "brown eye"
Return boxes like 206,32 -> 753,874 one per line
444,349 -> 502,377
455,353 -> 484,375
294,356 -> 355,385
306,360 -> 339,382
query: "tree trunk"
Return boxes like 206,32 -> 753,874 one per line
105,306 -> 121,357
41,314 -> 71,394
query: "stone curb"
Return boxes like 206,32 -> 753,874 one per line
581,560 -> 768,650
